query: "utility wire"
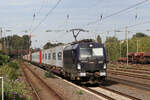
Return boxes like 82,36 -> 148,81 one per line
29,13 -> 36,33
30,0 -> 61,34
82,0 -> 149,27
96,20 -> 150,34
37,0 -> 46,16
29,0 -> 47,33
127,20 -> 150,28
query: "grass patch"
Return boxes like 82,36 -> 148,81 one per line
44,71 -> 55,78
76,90 -> 83,95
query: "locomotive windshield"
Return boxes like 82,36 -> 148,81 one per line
80,48 -> 91,58
92,48 -> 103,56
80,48 -> 103,58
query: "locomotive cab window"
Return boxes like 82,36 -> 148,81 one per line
53,53 -> 56,60
80,48 -> 91,58
92,48 -> 103,56
58,52 -> 62,60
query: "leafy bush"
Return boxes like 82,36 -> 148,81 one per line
0,55 -> 10,65
8,61 -> 19,70
7,61 -> 20,81
0,62 -> 30,100
8,68 -> 20,81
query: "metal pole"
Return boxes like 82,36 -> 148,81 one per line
2,77 -> 4,100
126,27 -> 128,66
120,42 -> 121,57
0,28 -> 1,35
0,28 -> 2,50
137,40 -> 138,53
0,77 -> 4,100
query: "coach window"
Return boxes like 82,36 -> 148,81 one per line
48,53 -> 51,60
53,53 -> 56,60
45,54 -> 47,59
58,52 -> 62,60
42,54 -> 44,59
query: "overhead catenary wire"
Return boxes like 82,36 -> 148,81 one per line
82,0 -> 149,28
29,0 -> 46,32
86,20 -> 150,36
29,12 -> 36,33
47,0 -> 150,44
37,0 -> 46,16
30,0 -> 61,34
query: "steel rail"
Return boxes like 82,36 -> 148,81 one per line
99,86 -> 141,100
23,62 -> 65,100
107,76 -> 150,91
21,62 -> 41,100
108,68 -> 150,75
82,86 -> 115,100
108,70 -> 150,80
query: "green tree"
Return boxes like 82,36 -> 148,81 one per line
105,37 -> 120,61
43,42 -> 55,49
43,42 -> 63,49
22,35 -> 31,50
97,35 -> 102,44
2,34 -> 31,58
133,32 -> 147,38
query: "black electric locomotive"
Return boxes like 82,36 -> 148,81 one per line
63,40 -> 107,84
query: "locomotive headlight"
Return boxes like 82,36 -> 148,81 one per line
77,64 -> 81,70
103,64 -> 107,69
89,44 -> 93,48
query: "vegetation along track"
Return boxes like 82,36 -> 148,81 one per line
22,62 -> 65,100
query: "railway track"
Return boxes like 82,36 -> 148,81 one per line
99,86 -> 141,100
108,70 -> 150,80
22,62 -> 65,100
107,68 -> 150,91
109,64 -> 150,72
20,62 -> 41,100
82,87 -> 115,100
84,86 -> 141,100
107,76 -> 150,91
24,61 -> 146,100
108,67 -> 150,74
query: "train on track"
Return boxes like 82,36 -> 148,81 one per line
23,39 -> 107,84
117,52 -> 150,64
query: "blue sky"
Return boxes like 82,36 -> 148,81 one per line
0,0 -> 150,48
